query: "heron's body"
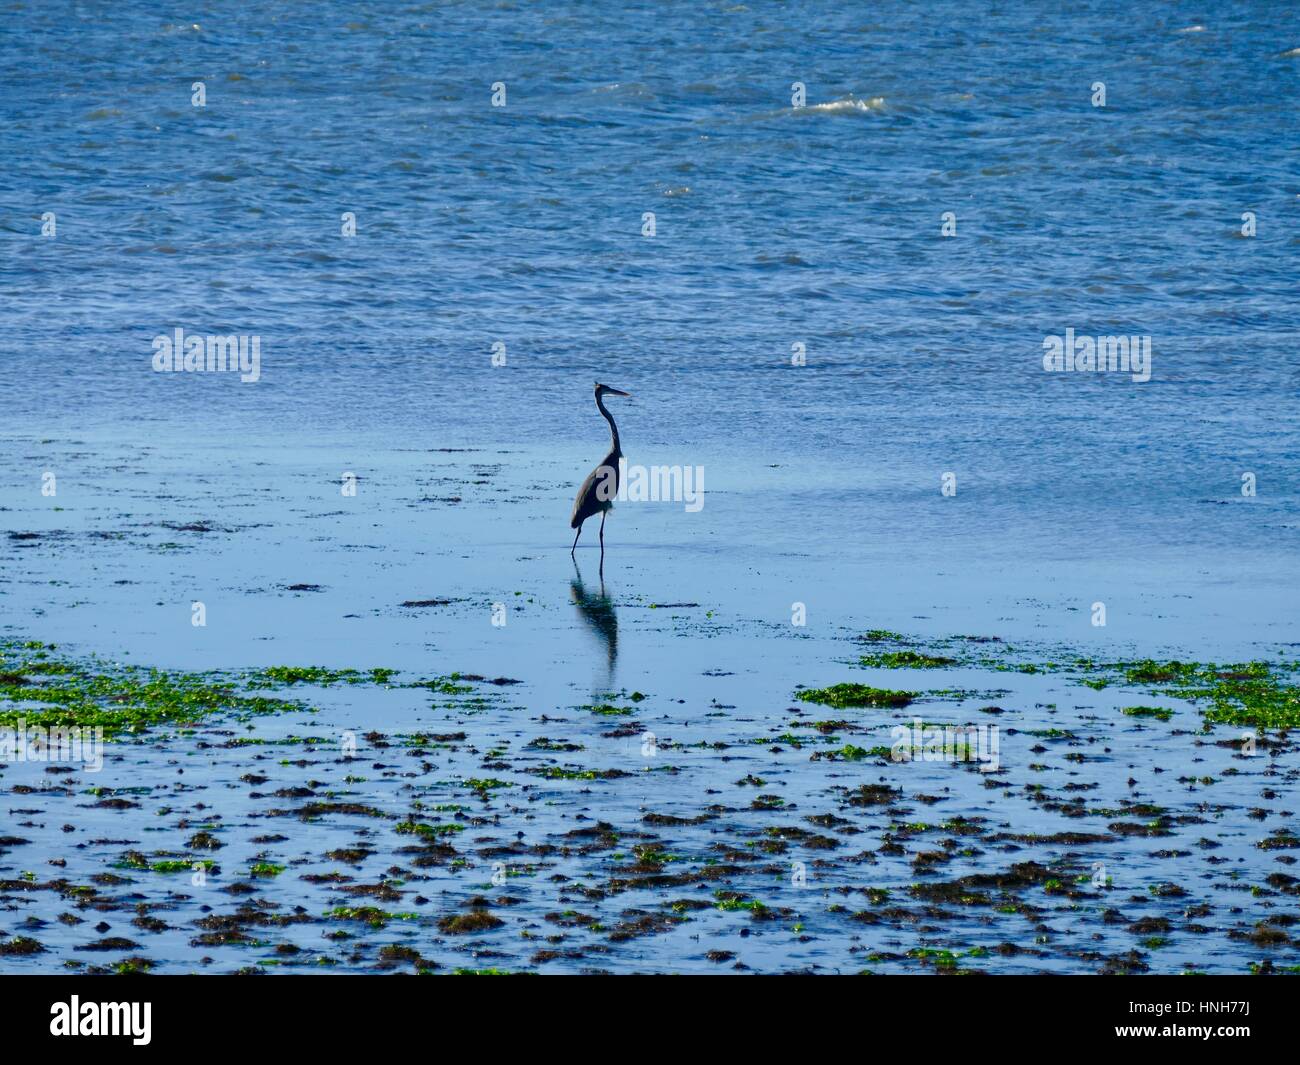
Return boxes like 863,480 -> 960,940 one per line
569,447 -> 619,530
570,383 -> 631,557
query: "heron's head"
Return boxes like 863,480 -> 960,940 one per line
595,382 -> 631,399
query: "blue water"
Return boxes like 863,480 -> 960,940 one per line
1,3 -> 1299,975
4,3 -> 1299,559
5,3 -> 1299,646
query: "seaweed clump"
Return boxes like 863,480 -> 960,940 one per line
797,683 -> 915,709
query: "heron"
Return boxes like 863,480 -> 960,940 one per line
570,382 -> 632,559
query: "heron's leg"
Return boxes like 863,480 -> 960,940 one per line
599,511 -> 606,554
571,525 -> 582,556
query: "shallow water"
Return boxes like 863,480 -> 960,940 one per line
0,440 -> 1297,974
1,3 -> 1299,973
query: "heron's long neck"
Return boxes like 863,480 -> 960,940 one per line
596,393 -> 620,455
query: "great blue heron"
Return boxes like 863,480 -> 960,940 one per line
570,382 -> 631,558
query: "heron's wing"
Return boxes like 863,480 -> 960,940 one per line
570,457 -> 618,528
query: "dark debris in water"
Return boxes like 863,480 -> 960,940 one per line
1,636 -> 1298,974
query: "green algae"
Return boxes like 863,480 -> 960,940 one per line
1257,830 -> 1300,851
796,683 -> 916,709
0,935 -> 46,956
325,906 -> 417,928
533,766 -> 629,781
461,778 -> 512,796
414,676 -> 476,696
395,820 -> 465,838
398,731 -> 467,749
526,737 -> 583,752
907,947 -> 961,969
439,911 -> 505,934
115,851 -> 214,874
715,895 -> 768,915
1123,660 -> 1204,684
811,744 -> 888,761
1122,706 -> 1175,721
0,640 -> 304,734
753,731 -> 818,748
1099,660 -> 1299,729
247,665 -> 397,688
860,650 -> 957,669
837,630 -> 1300,731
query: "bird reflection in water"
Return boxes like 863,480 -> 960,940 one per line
571,558 -> 618,686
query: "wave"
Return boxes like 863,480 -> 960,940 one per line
799,96 -> 885,115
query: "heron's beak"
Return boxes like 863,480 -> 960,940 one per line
607,388 -> 632,398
